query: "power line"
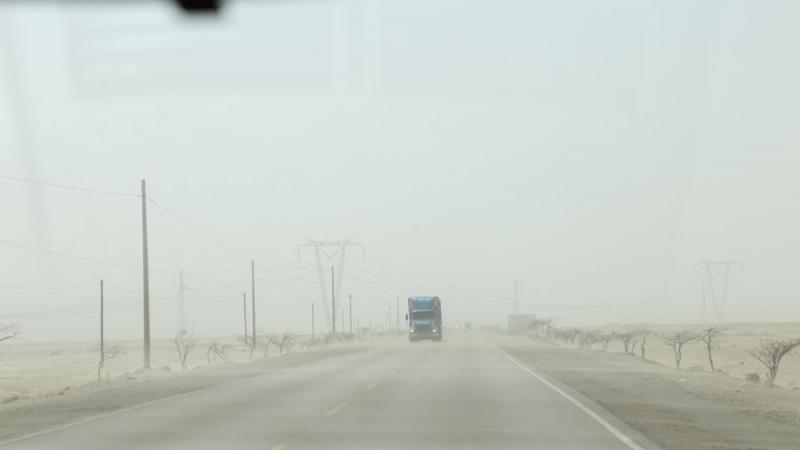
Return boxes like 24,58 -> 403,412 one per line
0,296 -> 141,320
349,260 -> 511,308
254,259 -> 315,276
0,283 -> 94,290
147,197 -> 249,261
0,238 -> 224,275
0,239 -> 145,272
351,258 -> 689,312
0,172 -> 138,198
363,257 -> 513,302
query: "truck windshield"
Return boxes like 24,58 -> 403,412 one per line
412,311 -> 436,320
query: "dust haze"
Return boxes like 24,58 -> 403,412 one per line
2,2 -> 800,449
2,1 -> 798,342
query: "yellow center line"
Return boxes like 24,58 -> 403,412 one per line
364,382 -> 379,392
324,402 -> 348,417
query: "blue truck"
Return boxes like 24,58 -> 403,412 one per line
406,296 -> 442,342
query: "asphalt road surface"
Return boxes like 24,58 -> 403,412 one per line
0,337 -> 654,450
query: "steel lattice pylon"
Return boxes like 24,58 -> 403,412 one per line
298,239 -> 365,332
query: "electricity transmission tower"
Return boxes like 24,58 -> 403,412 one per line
695,260 -> 741,322
298,239 -> 365,332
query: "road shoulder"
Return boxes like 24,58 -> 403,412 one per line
502,342 -> 800,450
499,347 -> 664,450
0,345 -> 368,444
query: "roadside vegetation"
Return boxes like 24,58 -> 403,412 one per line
0,323 -> 19,343
0,323 -> 389,406
532,322 -> 800,388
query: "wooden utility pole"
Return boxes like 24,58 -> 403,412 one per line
396,296 -> 400,334
331,266 -> 336,333
242,292 -> 248,344
100,279 -> 104,375
349,294 -> 353,333
251,260 -> 256,349
141,179 -> 151,369
311,302 -> 315,339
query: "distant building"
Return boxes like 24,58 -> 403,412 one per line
507,314 -> 538,333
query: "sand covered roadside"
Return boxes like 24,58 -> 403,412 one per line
569,323 -> 800,388
502,333 -> 800,450
0,335 -> 372,404
0,337 -> 261,404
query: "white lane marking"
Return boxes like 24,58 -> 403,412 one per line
324,402 -> 348,417
500,348 -> 646,450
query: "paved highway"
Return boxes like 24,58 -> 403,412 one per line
0,337 -> 649,450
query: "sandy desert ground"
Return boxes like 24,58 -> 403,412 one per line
0,334 -> 357,404
2,323 -> 798,406
565,322 -> 800,389
1,327 -> 800,449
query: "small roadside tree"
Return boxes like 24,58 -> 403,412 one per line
633,329 -> 651,359
748,338 -> 800,386
173,330 -> 196,371
662,330 -> 699,369
579,331 -> 601,349
256,332 -> 273,357
97,341 -> 126,381
616,331 -> 636,353
206,340 -> 230,365
699,327 -> 725,371
0,323 -> 19,343
271,332 -> 297,356
562,329 -> 580,346
599,333 -> 615,352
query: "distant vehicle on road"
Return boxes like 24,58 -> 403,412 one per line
407,296 -> 442,342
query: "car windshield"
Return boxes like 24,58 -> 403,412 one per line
2,1 -> 800,449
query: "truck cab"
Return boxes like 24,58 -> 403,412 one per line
407,296 -> 442,342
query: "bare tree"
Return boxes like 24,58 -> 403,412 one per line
206,340 -> 230,365
579,331 -> 601,349
173,331 -> 196,371
237,334 -> 254,358
633,329 -> 650,359
97,342 -> 126,381
599,333 -> 614,351
271,332 -> 297,356
0,323 -> 20,343
700,327 -> 725,371
662,330 -> 699,369
616,331 -> 636,353
567,329 -> 582,346
255,332 -> 273,357
555,328 -> 580,346
748,338 -> 800,386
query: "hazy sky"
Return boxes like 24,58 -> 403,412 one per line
1,0 -> 799,340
